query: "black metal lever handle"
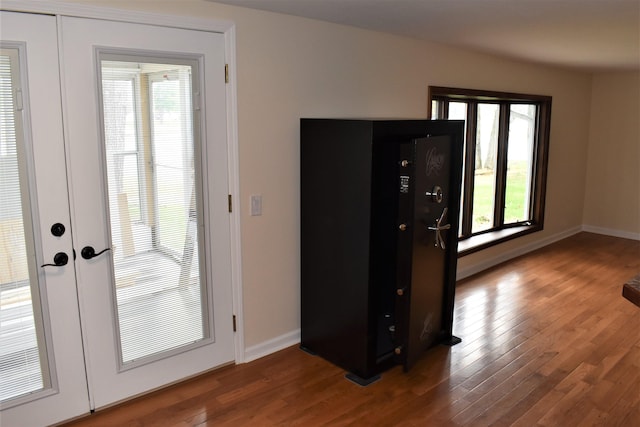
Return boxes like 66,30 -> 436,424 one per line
81,246 -> 111,260
41,252 -> 69,267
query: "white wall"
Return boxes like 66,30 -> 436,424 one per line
67,0 -> 594,353
583,71 -> 640,238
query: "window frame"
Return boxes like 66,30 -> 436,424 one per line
428,86 -> 552,256
101,70 -> 145,224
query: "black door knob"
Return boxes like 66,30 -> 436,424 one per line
51,223 -> 66,237
81,246 -> 111,260
41,252 -> 69,267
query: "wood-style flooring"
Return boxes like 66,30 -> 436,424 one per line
62,232 -> 640,426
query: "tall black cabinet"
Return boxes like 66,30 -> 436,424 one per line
300,119 -> 464,384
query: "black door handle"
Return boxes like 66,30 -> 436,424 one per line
41,252 -> 69,267
81,246 -> 111,260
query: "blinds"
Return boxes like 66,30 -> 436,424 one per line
101,60 -> 207,365
0,50 -> 46,402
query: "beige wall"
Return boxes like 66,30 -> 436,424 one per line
68,1 -> 593,349
584,71 -> 640,235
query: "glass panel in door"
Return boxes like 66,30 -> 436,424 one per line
100,59 -> 207,366
0,47 -> 49,403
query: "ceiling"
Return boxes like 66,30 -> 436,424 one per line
211,0 -> 640,72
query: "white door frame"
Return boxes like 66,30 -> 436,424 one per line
0,0 -> 245,364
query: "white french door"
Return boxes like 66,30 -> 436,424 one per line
62,15 -> 234,409
1,11 -> 235,426
0,11 -> 90,426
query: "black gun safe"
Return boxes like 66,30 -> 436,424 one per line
300,119 -> 464,385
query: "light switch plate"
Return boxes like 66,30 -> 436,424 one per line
250,194 -> 262,216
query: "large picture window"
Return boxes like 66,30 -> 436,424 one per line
429,87 -> 552,255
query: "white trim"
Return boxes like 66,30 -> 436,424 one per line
582,225 -> 640,241
243,330 -> 301,363
2,0 -> 244,365
223,26 -> 246,363
456,226 -> 582,280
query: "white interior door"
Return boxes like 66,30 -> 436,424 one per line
0,11 -> 89,426
60,17 -> 235,409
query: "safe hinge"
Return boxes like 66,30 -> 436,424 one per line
232,314 -> 237,332
225,64 -> 229,84
228,194 -> 232,212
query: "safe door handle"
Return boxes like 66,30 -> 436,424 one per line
427,207 -> 451,250
81,246 -> 111,260
41,252 -> 69,268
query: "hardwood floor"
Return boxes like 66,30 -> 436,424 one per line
62,232 -> 640,426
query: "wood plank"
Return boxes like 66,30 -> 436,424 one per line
622,275 -> 640,307
61,232 -> 640,426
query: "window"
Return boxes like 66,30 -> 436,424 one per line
429,87 -> 551,255
101,69 -> 143,223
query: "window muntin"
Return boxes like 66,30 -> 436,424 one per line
429,87 -> 551,255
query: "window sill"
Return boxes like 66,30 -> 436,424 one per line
457,224 -> 541,257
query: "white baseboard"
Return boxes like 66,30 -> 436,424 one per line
581,225 -> 640,241
456,226 -> 583,281
242,224 -> 638,363
243,329 -> 300,363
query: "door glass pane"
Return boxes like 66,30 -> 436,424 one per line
505,104 -> 536,224
473,103 -> 499,233
0,48 -> 49,402
101,59 -> 207,365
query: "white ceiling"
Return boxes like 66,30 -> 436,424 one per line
210,0 -> 640,72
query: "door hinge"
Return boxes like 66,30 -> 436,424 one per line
228,194 -> 233,212
193,91 -> 201,111
232,315 -> 237,332
15,88 -> 24,111
225,64 -> 229,84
